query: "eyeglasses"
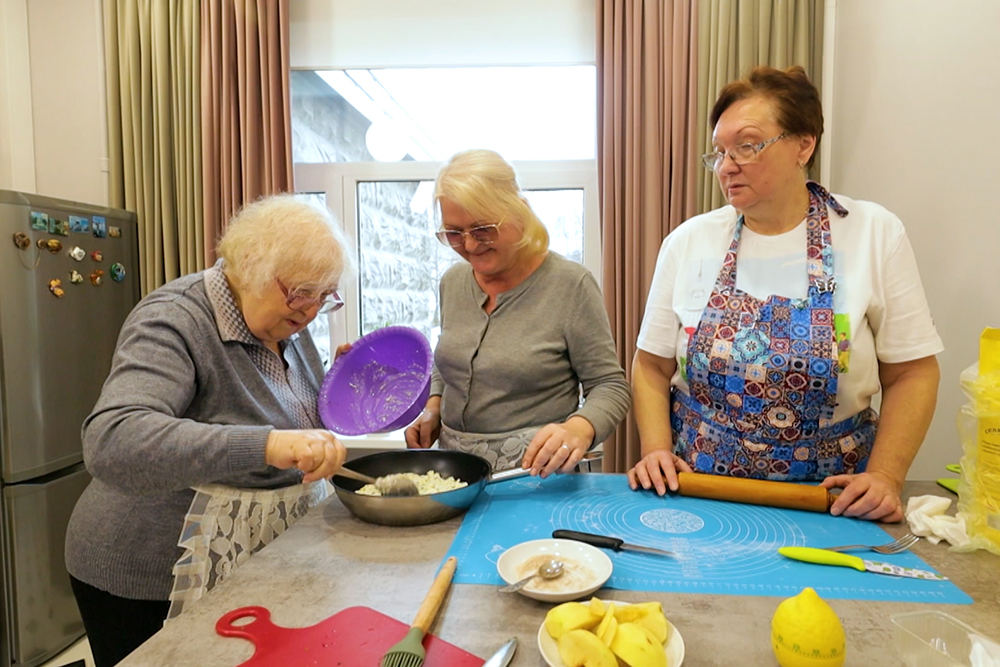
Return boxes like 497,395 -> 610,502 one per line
701,133 -> 788,170
276,279 -> 344,314
435,220 -> 504,248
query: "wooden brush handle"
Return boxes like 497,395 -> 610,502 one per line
412,557 -> 457,632
676,472 -> 834,513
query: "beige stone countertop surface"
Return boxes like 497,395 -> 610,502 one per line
117,479 -> 1000,666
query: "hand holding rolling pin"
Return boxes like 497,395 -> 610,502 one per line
627,448 -> 693,495
821,470 -> 904,523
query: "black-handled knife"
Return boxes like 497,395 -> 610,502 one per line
553,529 -> 675,557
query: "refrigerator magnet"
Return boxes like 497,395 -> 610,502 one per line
90,250 -> 103,262
90,269 -> 104,286
51,218 -> 70,236
48,279 -> 65,297
12,232 -> 30,250
70,270 -> 84,284
69,246 -> 86,261
38,239 -> 62,253
69,215 -> 90,233
110,263 -> 126,282
92,216 -> 107,238
30,211 -> 49,231
109,225 -> 121,238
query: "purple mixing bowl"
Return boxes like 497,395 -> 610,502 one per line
317,326 -> 432,436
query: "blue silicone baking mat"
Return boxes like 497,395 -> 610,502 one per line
444,473 -> 971,603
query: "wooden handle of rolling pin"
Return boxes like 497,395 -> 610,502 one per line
676,472 -> 835,513
412,556 -> 457,632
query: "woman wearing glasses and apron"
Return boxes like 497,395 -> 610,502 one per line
405,149 -> 631,477
628,67 -> 943,523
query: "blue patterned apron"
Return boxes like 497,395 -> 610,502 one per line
671,182 -> 877,480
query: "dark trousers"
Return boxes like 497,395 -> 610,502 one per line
69,576 -> 170,667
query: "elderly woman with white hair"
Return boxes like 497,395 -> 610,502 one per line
405,149 -> 631,475
65,195 -> 352,667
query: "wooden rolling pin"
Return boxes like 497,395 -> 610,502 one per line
676,472 -> 835,513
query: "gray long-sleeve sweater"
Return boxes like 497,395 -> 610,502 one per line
431,253 -> 631,445
65,269 -> 325,600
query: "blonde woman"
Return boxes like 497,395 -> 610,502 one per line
65,196 -> 352,666
405,149 -> 631,475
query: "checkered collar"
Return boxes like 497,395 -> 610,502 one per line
203,259 -> 297,347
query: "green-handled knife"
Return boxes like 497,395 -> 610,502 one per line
778,547 -> 948,581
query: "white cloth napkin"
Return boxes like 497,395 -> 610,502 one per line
905,495 -> 972,548
971,633 -> 1000,667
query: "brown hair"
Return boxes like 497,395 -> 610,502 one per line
710,65 -> 823,169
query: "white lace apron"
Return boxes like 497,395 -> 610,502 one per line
439,423 -> 541,471
166,480 -> 328,620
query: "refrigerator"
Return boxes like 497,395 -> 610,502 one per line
0,190 -> 139,666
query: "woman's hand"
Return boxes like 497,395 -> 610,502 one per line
333,342 -> 352,360
521,417 -> 594,478
265,429 -> 346,483
627,449 -> 693,495
405,397 -> 441,449
821,470 -> 904,522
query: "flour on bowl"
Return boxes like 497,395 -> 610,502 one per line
517,554 -> 594,593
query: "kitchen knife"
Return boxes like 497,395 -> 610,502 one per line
778,547 -> 948,580
481,637 -> 517,667
553,529 -> 675,557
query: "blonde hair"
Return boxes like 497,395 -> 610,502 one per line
216,195 -> 353,297
433,149 -> 548,257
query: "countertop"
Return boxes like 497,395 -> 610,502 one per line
118,480 -> 1000,666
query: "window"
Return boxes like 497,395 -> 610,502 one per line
292,67 -> 595,163
292,66 -> 598,373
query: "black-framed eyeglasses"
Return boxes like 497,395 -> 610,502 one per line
276,279 -> 344,314
435,220 -> 505,248
701,133 -> 788,170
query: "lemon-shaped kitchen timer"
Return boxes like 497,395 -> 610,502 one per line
771,587 -> 846,667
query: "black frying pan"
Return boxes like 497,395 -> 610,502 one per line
331,450 -> 528,526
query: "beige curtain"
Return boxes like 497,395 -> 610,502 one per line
598,0 -> 700,473
105,0 -> 203,296
696,0 -> 825,213
201,0 -> 293,265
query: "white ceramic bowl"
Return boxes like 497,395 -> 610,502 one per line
496,538 -> 613,603
537,599 -> 685,667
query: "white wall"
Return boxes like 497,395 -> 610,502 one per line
0,0 -> 37,192
828,0 -> 1000,480
290,0 -> 596,68
26,0 -> 108,204
0,0 -> 107,204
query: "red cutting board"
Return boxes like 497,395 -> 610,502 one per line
216,606 -> 484,667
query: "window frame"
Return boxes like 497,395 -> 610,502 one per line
294,159 -> 599,450
295,159 -> 600,342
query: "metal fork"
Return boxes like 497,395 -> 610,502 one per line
821,533 -> 919,555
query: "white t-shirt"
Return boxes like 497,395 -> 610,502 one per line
636,193 -> 943,423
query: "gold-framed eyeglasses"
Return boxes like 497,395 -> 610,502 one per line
435,220 -> 505,248
701,133 -> 788,170
276,279 -> 344,314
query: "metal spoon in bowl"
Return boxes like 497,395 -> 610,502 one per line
334,466 -> 419,497
499,558 -> 564,593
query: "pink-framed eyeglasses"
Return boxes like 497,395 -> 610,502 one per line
276,279 -> 344,314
